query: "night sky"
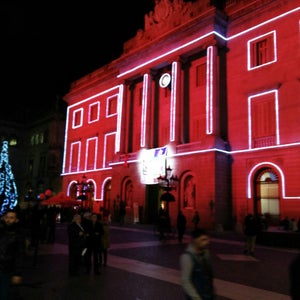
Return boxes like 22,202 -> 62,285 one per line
1,1 -> 154,120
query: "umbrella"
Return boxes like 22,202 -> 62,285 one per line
40,192 -> 80,207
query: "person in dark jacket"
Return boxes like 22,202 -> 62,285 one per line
67,214 -> 86,276
243,213 -> 261,257
177,210 -> 187,243
180,228 -> 215,300
0,209 -> 26,300
84,213 -> 104,274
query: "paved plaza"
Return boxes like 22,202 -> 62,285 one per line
11,222 -> 298,300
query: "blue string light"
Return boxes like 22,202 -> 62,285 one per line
0,141 -> 18,216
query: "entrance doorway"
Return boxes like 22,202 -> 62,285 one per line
254,168 -> 280,225
145,184 -> 160,224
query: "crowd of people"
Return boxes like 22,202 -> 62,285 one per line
1,205 -> 299,300
67,210 -> 111,277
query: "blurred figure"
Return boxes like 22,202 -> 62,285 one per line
192,211 -> 200,230
0,210 -> 26,300
243,213 -> 260,257
177,210 -> 187,243
84,213 -> 104,274
119,200 -> 126,225
289,252 -> 300,300
289,218 -> 298,232
158,208 -> 168,241
100,214 -> 111,267
180,228 -> 215,300
280,216 -> 290,231
67,214 -> 86,276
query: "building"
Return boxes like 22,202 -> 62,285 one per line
0,98 -> 67,209
62,0 -> 300,230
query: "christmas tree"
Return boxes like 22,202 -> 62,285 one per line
0,140 -> 18,216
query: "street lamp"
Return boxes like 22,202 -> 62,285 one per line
157,165 -> 178,213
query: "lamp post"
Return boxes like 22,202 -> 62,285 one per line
157,165 -> 178,214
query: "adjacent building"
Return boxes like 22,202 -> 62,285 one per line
0,99 -> 67,209
62,0 -> 300,229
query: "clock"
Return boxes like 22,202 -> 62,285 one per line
159,73 -> 171,88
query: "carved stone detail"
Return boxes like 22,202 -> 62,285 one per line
123,0 -> 211,53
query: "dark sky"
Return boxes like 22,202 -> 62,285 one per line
1,1 -> 154,120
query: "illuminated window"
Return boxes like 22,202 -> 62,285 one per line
256,169 -> 279,216
86,137 -> 97,170
250,92 -> 276,148
30,135 -> 35,146
73,109 -> 83,128
89,102 -> 100,123
9,136 -> 17,146
35,134 -> 39,145
70,142 -> 80,172
107,95 -> 118,116
248,31 -> 276,70
39,132 -> 44,144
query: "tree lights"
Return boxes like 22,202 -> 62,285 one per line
0,141 -> 18,216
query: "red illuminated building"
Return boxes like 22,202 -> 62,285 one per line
62,0 -> 300,230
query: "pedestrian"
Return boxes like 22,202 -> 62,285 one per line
158,208 -> 168,241
289,218 -> 298,232
180,228 -> 215,300
289,252 -> 300,300
84,213 -> 104,275
177,210 -> 187,243
46,206 -> 57,243
192,211 -> 200,229
243,213 -> 260,257
0,209 -> 26,300
119,200 -> 126,225
99,213 -> 111,267
67,214 -> 86,276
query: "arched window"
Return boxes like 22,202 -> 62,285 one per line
255,168 -> 279,218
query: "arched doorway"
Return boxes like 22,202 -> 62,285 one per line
254,168 -> 280,225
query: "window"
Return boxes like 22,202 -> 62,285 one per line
249,90 -> 278,148
256,169 -> 279,216
86,137 -> 97,170
106,95 -> 118,116
248,31 -> 276,70
89,102 -> 100,123
72,109 -> 83,128
70,142 -> 80,172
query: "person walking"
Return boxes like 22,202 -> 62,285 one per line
84,213 -> 104,275
158,208 -> 168,241
67,214 -> 86,276
0,209 -> 26,300
99,213 -> 111,267
192,211 -> 200,229
119,200 -> 126,225
176,210 -> 187,243
180,228 -> 215,300
243,213 -> 260,257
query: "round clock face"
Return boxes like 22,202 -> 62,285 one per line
159,73 -> 171,88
